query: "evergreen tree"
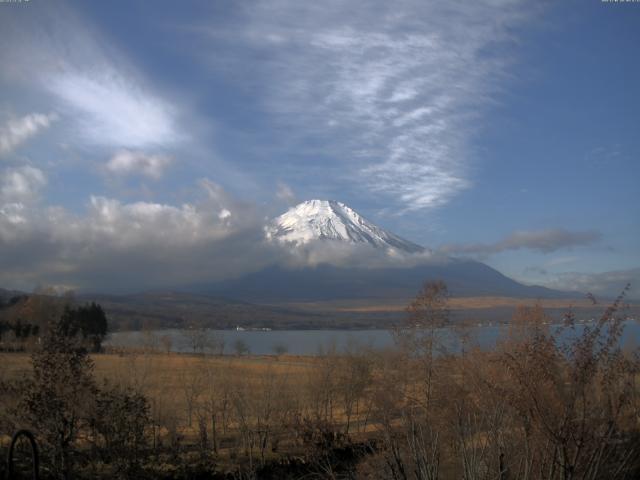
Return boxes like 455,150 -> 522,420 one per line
60,302 -> 108,352
19,318 -> 97,479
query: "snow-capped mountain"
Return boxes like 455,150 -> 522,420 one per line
266,200 -> 425,253
192,199 -> 573,303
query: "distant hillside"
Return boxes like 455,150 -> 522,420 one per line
79,291 -> 353,330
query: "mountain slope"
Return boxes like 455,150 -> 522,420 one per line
266,199 -> 424,253
206,260 -> 571,302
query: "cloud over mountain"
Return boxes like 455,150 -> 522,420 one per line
0,194 -> 432,292
0,180 -> 278,292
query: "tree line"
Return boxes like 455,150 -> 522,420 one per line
0,295 -> 108,353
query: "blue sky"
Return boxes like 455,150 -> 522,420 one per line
0,0 -> 638,297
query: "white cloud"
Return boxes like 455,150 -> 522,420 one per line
218,208 -> 232,220
0,166 -> 47,203
84,195 -> 229,248
280,238 -> 442,270
0,203 -> 29,227
106,150 -> 172,179
0,113 -> 57,156
0,165 -> 47,234
49,73 -> 179,148
204,0 -> 533,210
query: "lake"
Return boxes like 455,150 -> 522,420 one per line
105,319 -> 640,356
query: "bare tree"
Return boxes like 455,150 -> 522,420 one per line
272,342 -> 288,358
498,286 -> 640,480
207,330 -> 225,356
160,334 -> 172,354
396,280 -> 450,410
184,326 -> 207,354
182,361 -> 205,427
233,339 -> 250,356
337,344 -> 372,435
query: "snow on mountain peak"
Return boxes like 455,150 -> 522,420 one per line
266,199 -> 424,253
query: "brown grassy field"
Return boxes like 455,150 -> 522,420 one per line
277,296 -> 619,312
0,351 -> 316,391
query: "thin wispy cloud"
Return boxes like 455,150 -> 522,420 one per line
49,73 -> 179,148
105,150 -> 172,180
203,0 -> 533,211
542,268 -> 640,300
544,256 -> 580,268
0,113 -> 57,157
276,182 -> 297,205
440,228 -> 602,256
0,5 -> 181,150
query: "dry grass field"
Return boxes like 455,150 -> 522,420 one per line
0,351 -> 315,379
0,351 -> 340,423
279,296 -> 622,312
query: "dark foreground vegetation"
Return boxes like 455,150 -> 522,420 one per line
1,283 -> 639,479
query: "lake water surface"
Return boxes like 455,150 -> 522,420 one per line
106,320 -> 640,356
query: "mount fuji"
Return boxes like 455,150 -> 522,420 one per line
200,200 -> 570,303
266,199 -> 424,253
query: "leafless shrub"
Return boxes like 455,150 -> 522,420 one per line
497,285 -> 640,479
